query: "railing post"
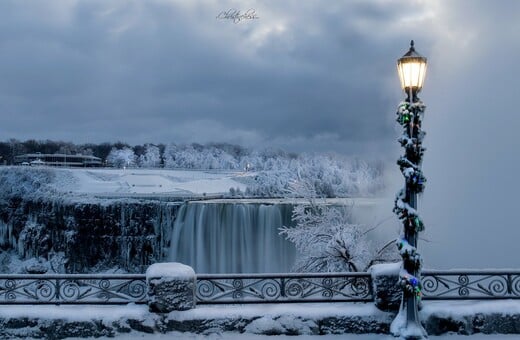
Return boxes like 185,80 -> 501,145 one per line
369,263 -> 402,312
55,279 -> 60,303
146,262 -> 196,313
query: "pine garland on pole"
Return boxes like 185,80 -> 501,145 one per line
395,99 -> 426,289
390,41 -> 428,339
391,99 -> 428,339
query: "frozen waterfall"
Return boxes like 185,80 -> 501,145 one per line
167,202 -> 296,273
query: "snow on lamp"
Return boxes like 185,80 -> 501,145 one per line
397,40 -> 427,102
391,41 -> 428,339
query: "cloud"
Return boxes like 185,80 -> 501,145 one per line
0,0 -> 435,158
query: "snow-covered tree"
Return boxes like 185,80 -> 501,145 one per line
163,143 -> 241,170
152,142 -> 385,197
279,181 -> 396,273
106,147 -> 136,168
0,167 -> 57,202
139,144 -> 161,168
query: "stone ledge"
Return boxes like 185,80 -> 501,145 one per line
369,262 -> 401,312
421,300 -> 520,335
0,300 -> 518,338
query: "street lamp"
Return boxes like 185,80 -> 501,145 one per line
397,40 -> 427,102
391,40 -> 428,339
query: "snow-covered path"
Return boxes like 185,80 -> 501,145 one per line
64,333 -> 518,339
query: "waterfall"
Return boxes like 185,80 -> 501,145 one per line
167,202 -> 296,273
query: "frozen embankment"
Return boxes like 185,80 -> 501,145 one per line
0,300 -> 519,338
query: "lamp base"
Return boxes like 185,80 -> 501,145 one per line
390,300 -> 428,339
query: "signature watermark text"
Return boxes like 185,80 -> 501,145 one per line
216,8 -> 259,23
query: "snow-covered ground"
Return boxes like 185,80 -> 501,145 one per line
69,333 -> 520,339
0,166 -> 386,204
46,167 -> 250,196
58,333 -> 520,339
3,300 -> 519,339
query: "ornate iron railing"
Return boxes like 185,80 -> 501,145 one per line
0,274 -> 147,304
1,270 -> 518,305
421,270 -> 520,300
195,272 -> 373,304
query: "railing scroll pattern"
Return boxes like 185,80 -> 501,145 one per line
1,270 -> 519,305
421,270 -> 520,300
196,272 -> 373,304
0,274 -> 147,304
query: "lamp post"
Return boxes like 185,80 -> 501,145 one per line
391,40 -> 428,339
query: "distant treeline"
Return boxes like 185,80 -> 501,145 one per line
0,139 -> 141,165
0,139 -> 298,168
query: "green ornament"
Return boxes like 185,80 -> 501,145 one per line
414,217 -> 424,231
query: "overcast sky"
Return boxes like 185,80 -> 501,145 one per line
1,0 -> 519,268
0,0 -> 435,154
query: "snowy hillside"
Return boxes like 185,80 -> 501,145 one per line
66,168 -> 249,196
0,159 -> 385,201
0,166 -> 249,200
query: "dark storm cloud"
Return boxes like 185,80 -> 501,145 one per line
0,0 -> 432,156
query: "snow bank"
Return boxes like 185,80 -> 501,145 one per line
422,300 -> 520,319
166,302 -> 386,322
0,304 -> 150,322
0,300 -> 519,338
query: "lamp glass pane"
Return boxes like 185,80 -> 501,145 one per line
398,59 -> 427,89
397,64 -> 405,89
418,62 -> 427,88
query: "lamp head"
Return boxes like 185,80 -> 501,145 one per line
397,40 -> 427,101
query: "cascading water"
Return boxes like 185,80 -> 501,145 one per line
167,202 -> 296,273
